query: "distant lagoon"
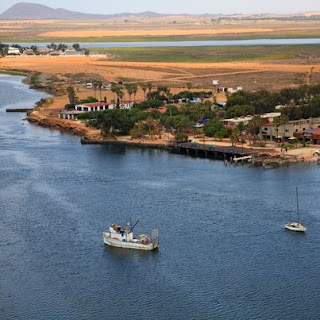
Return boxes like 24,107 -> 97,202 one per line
10,38 -> 320,48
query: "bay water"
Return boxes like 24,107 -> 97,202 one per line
1,74 -> 320,319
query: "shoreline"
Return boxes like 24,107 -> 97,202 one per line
1,68 -> 316,165
27,105 -> 317,165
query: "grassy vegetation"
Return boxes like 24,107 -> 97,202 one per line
3,32 -> 320,43
3,29 -> 320,43
0,69 -> 27,76
92,45 -> 320,63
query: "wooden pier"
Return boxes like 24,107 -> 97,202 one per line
6,108 -> 32,112
168,142 -> 257,161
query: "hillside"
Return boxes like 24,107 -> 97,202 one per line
1,2 -> 320,21
0,2 -> 162,20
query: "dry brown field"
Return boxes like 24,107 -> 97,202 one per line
1,55 -> 319,91
1,17 -> 320,91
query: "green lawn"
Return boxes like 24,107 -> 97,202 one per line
90,45 -> 320,63
0,69 -> 27,76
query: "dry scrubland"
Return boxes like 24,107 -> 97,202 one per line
2,18 -> 320,41
1,18 -> 320,89
1,55 -> 320,90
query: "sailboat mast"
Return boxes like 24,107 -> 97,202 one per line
296,187 -> 300,223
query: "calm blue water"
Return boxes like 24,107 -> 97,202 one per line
11,38 -> 320,48
1,75 -> 320,319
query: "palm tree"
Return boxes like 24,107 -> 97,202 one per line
116,88 -> 124,107
280,114 -> 289,142
125,83 -> 133,101
110,82 -> 117,102
140,83 -> 148,100
92,80 -> 100,100
274,116 -> 281,142
147,82 -> 153,94
67,86 -> 77,105
118,91 -> 124,103
248,115 -> 264,143
132,83 -> 138,102
96,81 -> 102,101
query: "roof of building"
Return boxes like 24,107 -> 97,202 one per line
306,128 -> 320,134
78,100 -> 143,107
224,112 -> 281,124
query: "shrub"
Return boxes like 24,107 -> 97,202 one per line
175,133 -> 188,142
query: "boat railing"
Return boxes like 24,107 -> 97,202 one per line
151,229 -> 159,248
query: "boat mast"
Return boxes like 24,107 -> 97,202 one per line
131,219 -> 140,232
296,186 -> 300,223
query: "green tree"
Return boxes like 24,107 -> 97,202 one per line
130,121 -> 148,138
203,119 -> 229,138
72,43 -> 80,51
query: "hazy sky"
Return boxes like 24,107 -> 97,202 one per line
1,0 -> 320,15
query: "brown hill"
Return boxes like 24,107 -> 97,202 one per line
0,2 -> 163,20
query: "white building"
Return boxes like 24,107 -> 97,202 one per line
75,101 -> 136,112
7,47 -> 20,55
59,101 -> 139,119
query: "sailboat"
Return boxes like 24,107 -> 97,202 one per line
284,187 -> 307,232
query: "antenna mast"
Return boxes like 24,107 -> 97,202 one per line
296,187 -> 300,223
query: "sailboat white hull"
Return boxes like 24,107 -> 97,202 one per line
284,222 -> 306,232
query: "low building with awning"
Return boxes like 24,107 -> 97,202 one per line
294,128 -> 320,144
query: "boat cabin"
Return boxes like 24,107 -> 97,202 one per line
109,224 -> 134,242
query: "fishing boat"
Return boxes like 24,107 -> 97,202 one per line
284,187 -> 306,232
103,220 -> 159,251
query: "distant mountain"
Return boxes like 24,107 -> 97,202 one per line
0,2 -> 163,20
1,2 -> 320,21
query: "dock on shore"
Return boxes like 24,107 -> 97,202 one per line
81,138 -> 257,161
6,108 -> 32,112
168,142 -> 257,161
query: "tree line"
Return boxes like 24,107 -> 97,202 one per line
77,101 -> 216,140
225,84 -> 320,120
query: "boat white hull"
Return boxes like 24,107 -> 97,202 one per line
284,222 -> 306,232
103,233 -> 158,251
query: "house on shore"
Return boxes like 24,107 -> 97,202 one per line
75,101 -> 138,112
294,127 -> 320,144
59,101 -> 141,120
223,112 -> 281,129
262,117 -> 320,141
